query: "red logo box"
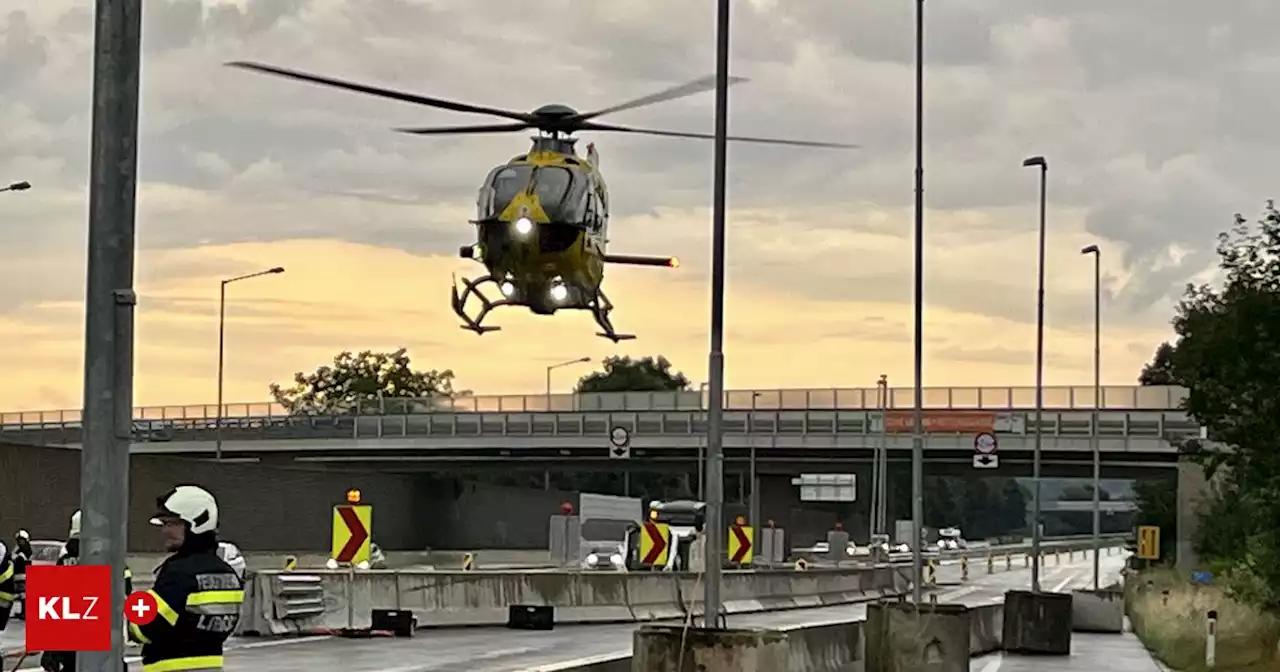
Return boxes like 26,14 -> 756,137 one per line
25,564 -> 112,652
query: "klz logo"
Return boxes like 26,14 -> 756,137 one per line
38,596 -> 101,620
25,565 -> 112,652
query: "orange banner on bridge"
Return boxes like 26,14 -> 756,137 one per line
882,411 -> 997,434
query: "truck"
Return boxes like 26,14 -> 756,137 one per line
625,499 -> 706,571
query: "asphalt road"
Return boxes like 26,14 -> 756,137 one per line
1,550 -> 1128,671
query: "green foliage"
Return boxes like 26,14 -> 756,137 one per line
270,348 -> 458,415
1139,342 -> 1180,386
575,355 -> 691,393
1168,201 -> 1280,614
923,475 -> 1027,539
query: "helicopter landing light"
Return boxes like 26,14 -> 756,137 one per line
514,217 -> 534,235
500,281 -> 516,298
549,282 -> 569,302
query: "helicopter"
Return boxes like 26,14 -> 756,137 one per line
226,61 -> 855,342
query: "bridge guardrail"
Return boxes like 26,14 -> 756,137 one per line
1,384 -> 1189,428
3,409 -> 1201,446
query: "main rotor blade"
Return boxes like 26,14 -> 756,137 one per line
581,122 -> 858,149
226,61 -> 536,124
395,122 -> 532,136
571,75 -> 749,122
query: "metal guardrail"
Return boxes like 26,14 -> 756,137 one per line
1,409 -> 1200,446
0,385 -> 1188,427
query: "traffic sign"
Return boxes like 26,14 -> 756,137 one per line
639,521 -> 669,566
609,425 -> 631,459
729,525 -> 754,564
1137,525 -> 1161,560
972,432 -> 999,469
331,504 -> 372,564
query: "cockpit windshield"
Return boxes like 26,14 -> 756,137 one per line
486,165 -> 575,218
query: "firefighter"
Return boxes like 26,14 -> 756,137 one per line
41,511 -> 135,672
129,486 -> 243,672
0,537 -> 14,631
12,530 -> 32,575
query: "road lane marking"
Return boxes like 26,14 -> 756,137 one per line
1051,574 -> 1077,593
979,655 -> 1004,672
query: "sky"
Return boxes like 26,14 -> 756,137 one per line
2,0 -> 1274,413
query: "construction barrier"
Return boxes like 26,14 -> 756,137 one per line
237,564 -> 912,635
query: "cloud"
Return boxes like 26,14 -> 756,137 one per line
3,0 -> 1273,407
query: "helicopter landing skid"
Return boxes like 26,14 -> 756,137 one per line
589,288 -> 636,343
451,274 -> 510,335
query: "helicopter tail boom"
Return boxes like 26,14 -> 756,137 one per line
602,254 -> 679,268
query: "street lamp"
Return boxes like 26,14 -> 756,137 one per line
869,375 -> 889,539
908,0 -> 927,605
1,181 -> 31,192
545,356 -> 591,409
215,266 -> 285,461
1022,154 -> 1048,592
703,0 -> 732,627
1081,243 -> 1102,589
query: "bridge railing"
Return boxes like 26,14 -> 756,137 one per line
0,384 -> 1188,428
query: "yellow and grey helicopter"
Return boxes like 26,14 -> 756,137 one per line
227,62 -> 855,342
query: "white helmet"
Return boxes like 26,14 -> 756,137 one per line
150,485 -> 219,535
69,511 -> 81,538
16,530 -> 29,541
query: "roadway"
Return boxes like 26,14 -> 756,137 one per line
0,550 -> 1137,671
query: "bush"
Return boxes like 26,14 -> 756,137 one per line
1129,569 -> 1280,671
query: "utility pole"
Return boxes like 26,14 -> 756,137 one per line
703,0 -> 732,628
79,0 -> 142,670
910,0 -> 927,605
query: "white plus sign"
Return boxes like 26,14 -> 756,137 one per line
131,599 -> 151,619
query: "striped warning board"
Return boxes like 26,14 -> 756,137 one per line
728,526 -> 754,565
639,522 -> 670,566
462,553 -> 475,571
331,504 -> 372,564
283,555 -> 297,571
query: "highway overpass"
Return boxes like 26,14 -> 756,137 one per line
1,384 -> 1195,478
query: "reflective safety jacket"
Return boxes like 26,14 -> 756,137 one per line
129,543 -> 243,672
0,541 -> 15,625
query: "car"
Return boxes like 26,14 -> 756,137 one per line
581,542 -> 626,571
29,540 -> 65,566
216,541 -> 246,578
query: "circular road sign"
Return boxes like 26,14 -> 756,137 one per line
610,426 -> 631,447
974,432 -> 997,454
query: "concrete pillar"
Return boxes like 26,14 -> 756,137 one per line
1176,457 -> 1210,571
631,625 -> 787,671
865,602 -> 970,672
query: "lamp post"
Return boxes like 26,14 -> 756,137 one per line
1022,154 -> 1048,592
546,356 -> 591,409
215,267 -> 285,461
1,181 -> 31,193
703,0 -> 732,628
1081,243 -> 1102,589
909,0 -> 927,605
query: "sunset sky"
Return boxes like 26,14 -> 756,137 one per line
5,1 -> 1271,413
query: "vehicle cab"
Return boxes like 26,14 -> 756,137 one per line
628,499 -> 706,571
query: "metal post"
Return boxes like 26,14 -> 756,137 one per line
215,267 -> 284,461
546,357 -> 591,411
879,376 -> 889,534
79,0 -> 142,669
215,281 -> 227,461
703,0 -> 732,628
698,382 -> 708,500
1082,244 -> 1102,589
1023,155 -> 1049,592
749,435 -> 764,528
910,0 -> 927,605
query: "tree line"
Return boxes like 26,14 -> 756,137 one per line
268,352 -> 1032,538
1131,201 -> 1280,615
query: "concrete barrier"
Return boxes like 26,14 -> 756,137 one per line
239,565 -> 912,635
1071,588 -> 1124,633
968,603 -> 1002,656
1002,590 -> 1072,654
632,626 -> 788,671
865,601 -> 971,671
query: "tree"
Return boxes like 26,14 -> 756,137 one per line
1170,201 -> 1280,612
1139,342 -> 1180,386
1000,479 -> 1029,534
575,355 -> 691,393
270,348 -> 458,415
